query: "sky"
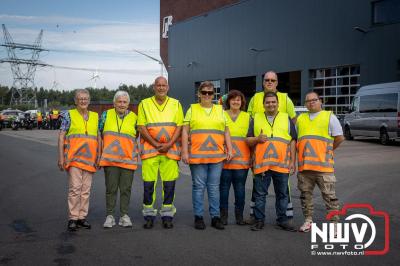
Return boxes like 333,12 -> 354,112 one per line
0,0 -> 162,91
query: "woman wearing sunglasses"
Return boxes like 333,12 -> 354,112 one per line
220,90 -> 251,226
182,81 -> 233,230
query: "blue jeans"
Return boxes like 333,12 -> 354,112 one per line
253,170 -> 289,223
220,169 -> 248,213
190,162 -> 223,218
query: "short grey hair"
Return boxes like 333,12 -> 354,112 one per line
74,89 -> 90,100
113,90 -> 130,103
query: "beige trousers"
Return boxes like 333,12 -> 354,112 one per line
68,167 -> 93,220
297,170 -> 339,222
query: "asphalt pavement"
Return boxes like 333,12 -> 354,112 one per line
0,129 -> 399,265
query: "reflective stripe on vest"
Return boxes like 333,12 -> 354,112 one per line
223,111 -> 251,169
139,97 -> 182,160
99,109 -> 138,170
253,112 -> 292,174
188,104 -> 226,164
64,109 -> 98,172
296,111 -> 334,173
250,91 -> 289,118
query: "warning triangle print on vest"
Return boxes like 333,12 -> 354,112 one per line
156,127 -> 171,142
74,142 -> 93,158
303,141 -> 318,158
263,143 -> 279,159
104,139 -> 125,157
232,142 -> 242,157
199,135 -> 219,151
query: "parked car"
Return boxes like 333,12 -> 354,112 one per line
343,81 -> 400,145
0,109 -> 25,127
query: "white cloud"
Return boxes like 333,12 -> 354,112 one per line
0,14 -> 162,90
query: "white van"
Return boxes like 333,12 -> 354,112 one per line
344,81 -> 400,145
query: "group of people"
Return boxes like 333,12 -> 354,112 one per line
58,71 -> 344,233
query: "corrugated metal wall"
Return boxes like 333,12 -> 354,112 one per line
167,0 -> 400,109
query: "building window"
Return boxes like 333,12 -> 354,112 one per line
309,65 -> 360,114
372,0 -> 400,25
195,80 -> 221,103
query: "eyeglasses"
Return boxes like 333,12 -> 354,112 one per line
305,98 -> 320,103
77,98 -> 89,102
263,79 -> 277,83
200,91 -> 214,96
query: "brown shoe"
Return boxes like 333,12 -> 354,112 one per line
245,214 -> 256,225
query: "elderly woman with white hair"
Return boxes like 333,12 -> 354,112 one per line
98,90 -> 139,228
58,89 -> 99,231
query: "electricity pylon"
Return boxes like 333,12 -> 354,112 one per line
0,24 -> 47,106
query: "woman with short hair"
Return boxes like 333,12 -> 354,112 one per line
58,89 -> 99,231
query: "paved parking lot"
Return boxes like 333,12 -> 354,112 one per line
0,129 -> 399,265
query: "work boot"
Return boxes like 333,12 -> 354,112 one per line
245,214 -> 256,225
194,216 -> 206,230
220,208 -> 228,225
211,217 -> 225,230
67,220 -> 78,231
162,217 -> 174,229
276,219 -> 296,232
77,219 -> 91,229
235,209 -> 245,225
143,218 -> 154,229
250,221 -> 264,231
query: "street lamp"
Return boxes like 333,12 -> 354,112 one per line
133,49 -> 164,76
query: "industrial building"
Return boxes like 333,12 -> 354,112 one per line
160,0 -> 400,113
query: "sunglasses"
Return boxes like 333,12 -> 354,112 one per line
263,79 -> 277,83
200,90 -> 214,96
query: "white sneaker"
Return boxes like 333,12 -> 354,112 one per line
103,215 -> 116,228
299,220 -> 312,232
119,214 -> 133,227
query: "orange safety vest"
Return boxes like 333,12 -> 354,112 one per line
139,97 -> 182,161
223,111 -> 251,169
188,104 -> 226,164
297,111 -> 334,173
64,109 -> 98,172
253,112 -> 292,174
37,114 -> 42,122
51,110 -> 59,120
99,109 -> 138,170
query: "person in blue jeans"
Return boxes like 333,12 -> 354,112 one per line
246,92 -> 297,231
181,81 -> 233,230
220,90 -> 251,225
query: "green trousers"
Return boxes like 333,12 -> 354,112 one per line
104,166 -> 134,216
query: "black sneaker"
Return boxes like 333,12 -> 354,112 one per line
67,220 -> 78,231
276,219 -> 296,232
250,221 -> 264,231
143,219 -> 154,229
77,219 -> 91,229
162,218 -> 174,229
211,217 -> 225,230
194,216 -> 206,230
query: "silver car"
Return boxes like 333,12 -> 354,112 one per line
344,81 -> 400,145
